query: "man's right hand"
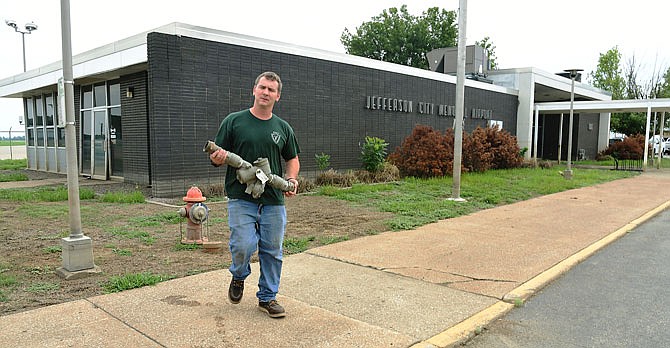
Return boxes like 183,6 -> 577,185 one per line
210,148 -> 228,166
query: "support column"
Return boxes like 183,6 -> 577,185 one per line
558,113 -> 564,164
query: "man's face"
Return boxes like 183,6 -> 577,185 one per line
253,77 -> 281,108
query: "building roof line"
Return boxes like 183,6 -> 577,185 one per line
1,22 -> 517,98
535,98 -> 670,113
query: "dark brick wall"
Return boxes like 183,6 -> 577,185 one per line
577,113 -> 600,160
147,32 -> 518,197
120,72 -> 150,186
539,113 -> 600,161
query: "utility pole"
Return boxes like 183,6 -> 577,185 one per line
450,0 -> 467,202
563,68 -> 582,180
56,0 -> 100,280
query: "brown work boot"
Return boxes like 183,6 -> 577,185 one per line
228,279 -> 244,304
258,299 -> 286,318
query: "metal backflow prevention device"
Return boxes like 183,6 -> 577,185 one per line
203,140 -> 295,198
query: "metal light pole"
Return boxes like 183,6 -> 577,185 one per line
56,0 -> 100,279
5,19 -> 38,72
450,0 -> 467,202
563,69 -> 582,180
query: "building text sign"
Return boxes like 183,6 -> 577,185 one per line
365,95 -> 492,119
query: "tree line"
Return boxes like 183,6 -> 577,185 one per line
340,5 -> 667,137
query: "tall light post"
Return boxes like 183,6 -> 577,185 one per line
55,0 -> 100,279
450,0 -> 467,202
5,19 -> 38,72
563,68 -> 582,180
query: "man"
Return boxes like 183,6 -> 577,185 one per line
209,71 -> 300,318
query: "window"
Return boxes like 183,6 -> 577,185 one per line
82,85 -> 93,109
25,98 -> 34,127
57,127 -> 65,148
94,84 -> 106,107
45,95 -> 54,126
27,129 -> 34,146
36,128 -> 44,147
46,128 -> 55,147
35,97 -> 44,126
109,83 -> 120,106
26,98 -> 35,146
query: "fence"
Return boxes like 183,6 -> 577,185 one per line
0,129 -> 26,160
612,157 -> 644,171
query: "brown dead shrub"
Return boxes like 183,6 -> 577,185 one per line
598,134 -> 646,160
315,169 -> 357,187
354,162 -> 400,183
389,124 -> 523,178
388,125 -> 453,178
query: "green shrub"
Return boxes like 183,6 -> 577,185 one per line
360,136 -> 388,172
314,152 -> 331,170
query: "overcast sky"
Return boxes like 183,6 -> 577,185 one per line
1,0 -> 668,131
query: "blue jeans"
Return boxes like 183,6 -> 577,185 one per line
227,199 -> 286,302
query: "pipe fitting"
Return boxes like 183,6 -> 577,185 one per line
203,140 -> 251,169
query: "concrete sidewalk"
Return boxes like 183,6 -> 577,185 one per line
2,171 -> 670,347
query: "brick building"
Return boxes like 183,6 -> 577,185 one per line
0,23 -> 612,197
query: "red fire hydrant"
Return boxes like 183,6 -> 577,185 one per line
178,186 -> 209,244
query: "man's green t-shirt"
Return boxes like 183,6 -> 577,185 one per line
214,109 -> 300,205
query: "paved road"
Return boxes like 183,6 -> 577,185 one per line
0,145 -> 26,160
464,208 -> 670,348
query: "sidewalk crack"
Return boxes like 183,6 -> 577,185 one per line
382,266 -> 516,284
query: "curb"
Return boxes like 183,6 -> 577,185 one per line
413,199 -> 670,348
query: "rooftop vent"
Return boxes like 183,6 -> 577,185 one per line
426,45 -> 490,75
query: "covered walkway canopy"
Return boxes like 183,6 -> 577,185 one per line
534,98 -> 670,169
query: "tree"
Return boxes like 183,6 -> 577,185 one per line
589,47 -> 668,136
588,47 -> 625,100
660,67 -> 670,98
475,37 -> 498,70
340,5 -> 457,69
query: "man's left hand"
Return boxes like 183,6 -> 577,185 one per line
284,178 -> 298,197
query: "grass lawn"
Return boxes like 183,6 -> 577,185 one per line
0,140 -> 25,146
317,165 -> 637,230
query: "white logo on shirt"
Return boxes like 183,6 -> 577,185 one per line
271,131 -> 281,144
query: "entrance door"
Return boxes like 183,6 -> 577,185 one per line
81,110 -> 108,179
109,106 -> 123,177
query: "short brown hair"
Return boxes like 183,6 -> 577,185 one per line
254,71 -> 282,95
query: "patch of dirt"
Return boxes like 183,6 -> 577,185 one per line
0,170 -> 393,316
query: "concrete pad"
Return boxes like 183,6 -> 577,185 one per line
89,267 -> 416,348
281,253 -> 497,340
0,299 -> 159,347
309,174 -> 670,301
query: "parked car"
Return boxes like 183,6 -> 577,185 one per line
649,135 -> 669,155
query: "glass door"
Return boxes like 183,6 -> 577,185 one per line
81,110 -> 108,179
93,110 -> 108,179
81,111 -> 91,176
